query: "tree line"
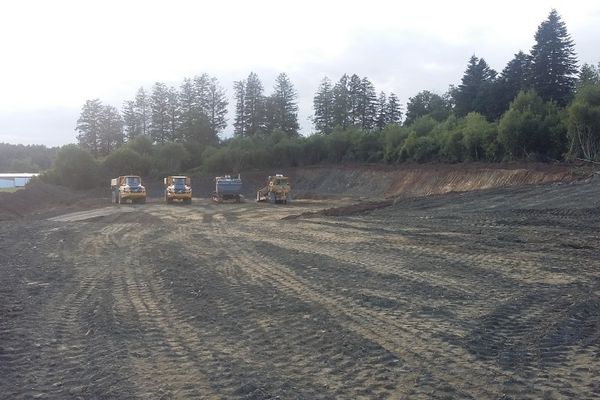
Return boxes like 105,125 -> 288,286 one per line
35,9 -> 600,187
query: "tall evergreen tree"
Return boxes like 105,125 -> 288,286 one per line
179,78 -> 200,142
312,77 -> 334,134
193,73 -> 210,115
495,51 -> 532,116
122,100 -> 141,140
386,93 -> 402,125
98,105 -> 124,155
150,82 -> 170,144
76,99 -> 104,157
453,55 -> 497,118
243,72 -> 265,136
233,80 -> 246,136
166,86 -> 180,142
376,92 -> 387,130
348,74 -> 363,126
358,77 -> 377,130
134,87 -> 151,136
529,9 -> 578,106
206,77 -> 228,140
332,74 -> 351,129
270,72 -> 299,136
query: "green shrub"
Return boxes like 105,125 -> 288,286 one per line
43,144 -> 101,189
103,147 -> 151,176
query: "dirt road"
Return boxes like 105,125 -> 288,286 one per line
1,180 -> 599,399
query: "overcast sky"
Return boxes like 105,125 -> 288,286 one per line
0,0 -> 599,146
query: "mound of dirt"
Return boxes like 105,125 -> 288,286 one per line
0,182 -> 106,220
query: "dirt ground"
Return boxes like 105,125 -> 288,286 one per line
1,176 -> 599,399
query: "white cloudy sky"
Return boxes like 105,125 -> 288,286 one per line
0,0 -> 599,146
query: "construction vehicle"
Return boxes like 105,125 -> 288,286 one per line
256,174 -> 292,204
164,176 -> 192,204
111,175 -> 146,204
213,175 -> 242,202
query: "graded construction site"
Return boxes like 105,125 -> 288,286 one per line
1,164 -> 599,399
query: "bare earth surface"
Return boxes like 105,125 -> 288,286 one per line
1,178 -> 599,399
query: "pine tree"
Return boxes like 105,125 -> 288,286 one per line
358,77 -> 377,131
348,74 -> 363,126
98,105 -> 124,155
529,9 -> 578,106
312,77 -> 334,134
270,72 -> 299,136
134,87 -> 150,136
243,72 -> 265,136
193,73 -> 210,115
166,86 -> 180,142
495,51 -> 532,116
150,82 -> 170,144
453,55 -> 497,117
332,74 -> 350,129
76,99 -> 103,157
376,92 -> 387,130
122,100 -> 140,140
233,80 -> 246,136
386,93 -> 402,125
179,78 -> 199,142
206,77 -> 228,141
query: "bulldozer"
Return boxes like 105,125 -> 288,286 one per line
164,176 -> 192,204
256,174 -> 292,204
111,175 -> 146,204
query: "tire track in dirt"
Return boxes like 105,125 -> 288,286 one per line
161,222 -> 395,398
212,216 -> 600,399
198,223 -> 514,398
0,222 -> 136,399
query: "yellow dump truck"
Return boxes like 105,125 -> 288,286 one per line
111,175 -> 146,204
256,174 -> 292,204
164,176 -> 192,204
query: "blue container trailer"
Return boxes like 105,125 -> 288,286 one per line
213,175 -> 243,202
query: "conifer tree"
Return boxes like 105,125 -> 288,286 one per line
313,77 -> 334,134
243,72 -> 265,136
386,93 -> 402,125
270,72 -> 299,136
233,80 -> 246,136
376,92 -> 387,130
529,9 -> 578,105
453,55 -> 497,118
76,99 -> 103,157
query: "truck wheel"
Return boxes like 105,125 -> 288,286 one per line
269,193 -> 276,204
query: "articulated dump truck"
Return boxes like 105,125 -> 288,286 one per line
256,174 -> 292,204
164,176 -> 192,204
111,175 -> 146,204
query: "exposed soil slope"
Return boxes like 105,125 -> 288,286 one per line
2,163 -> 587,221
